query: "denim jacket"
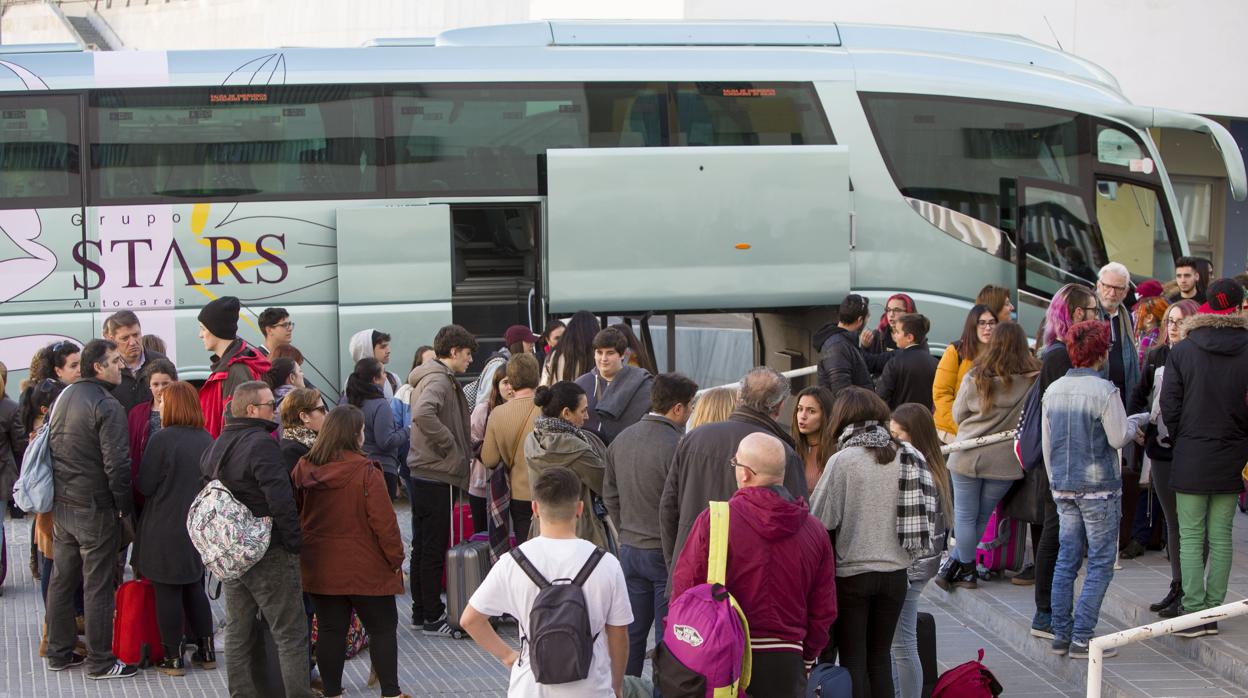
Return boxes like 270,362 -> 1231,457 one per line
1041,368 -> 1138,494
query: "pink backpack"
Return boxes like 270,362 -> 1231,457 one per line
654,502 -> 752,697
933,649 -> 1003,698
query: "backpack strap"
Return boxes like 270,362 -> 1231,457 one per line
571,547 -> 606,587
509,547 -> 551,589
707,501 -> 729,586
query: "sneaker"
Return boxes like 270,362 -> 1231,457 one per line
1205,622 -> 1219,636
933,556 -> 959,592
87,662 -> 138,680
1174,623 -> 1208,639
1010,564 -> 1036,586
1120,540 -> 1147,560
1030,625 -> 1056,640
422,614 -> 455,637
47,653 -> 86,671
1069,642 -> 1117,659
1049,639 -> 1070,656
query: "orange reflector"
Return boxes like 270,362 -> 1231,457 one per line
735,243 -> 751,250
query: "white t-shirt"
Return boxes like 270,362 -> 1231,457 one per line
469,536 -> 633,697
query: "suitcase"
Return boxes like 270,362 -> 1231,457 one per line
112,578 -> 164,667
806,663 -> 852,697
445,489 -> 490,639
441,502 -> 476,586
918,611 -> 938,698
975,505 -> 1025,578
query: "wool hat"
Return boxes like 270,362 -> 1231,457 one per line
198,296 -> 241,340
504,324 -> 540,346
1135,279 -> 1164,299
1199,278 -> 1245,315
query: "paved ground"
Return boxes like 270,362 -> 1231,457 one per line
2,501 -> 1246,696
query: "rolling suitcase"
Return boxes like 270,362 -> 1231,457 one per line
918,611 -> 938,698
975,505 -> 1025,579
445,490 -> 491,639
112,578 -> 164,667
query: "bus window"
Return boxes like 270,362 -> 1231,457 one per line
1097,180 -> 1175,281
671,82 -> 833,147
1097,126 -> 1145,168
0,95 -> 80,209
584,83 -> 667,147
1019,184 -> 1102,293
89,86 -> 380,203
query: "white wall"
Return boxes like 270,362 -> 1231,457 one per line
1,2 -> 78,45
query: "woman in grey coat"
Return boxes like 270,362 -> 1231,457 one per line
524,381 -> 610,547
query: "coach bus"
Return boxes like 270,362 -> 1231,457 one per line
0,20 -> 1243,396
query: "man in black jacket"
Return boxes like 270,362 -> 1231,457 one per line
201,381 -> 313,697
45,339 -> 138,679
103,310 -> 169,413
814,294 -> 873,398
660,366 -> 809,568
1161,279 -> 1248,636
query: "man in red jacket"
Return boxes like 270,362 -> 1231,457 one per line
672,432 -> 837,697
196,296 -> 271,437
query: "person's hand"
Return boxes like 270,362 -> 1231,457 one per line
1133,428 -> 1146,446
503,649 -> 520,669
860,329 -> 875,348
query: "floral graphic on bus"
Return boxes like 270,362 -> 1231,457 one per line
0,209 -> 57,304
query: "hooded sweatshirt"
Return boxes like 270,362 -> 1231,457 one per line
406,359 -> 472,489
1161,313 -> 1248,494
291,450 -> 405,596
671,485 -> 837,662
347,329 -> 400,400
523,419 -> 609,547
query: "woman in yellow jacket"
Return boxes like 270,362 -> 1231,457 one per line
932,304 -> 997,442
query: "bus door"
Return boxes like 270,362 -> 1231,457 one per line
335,203 -> 452,384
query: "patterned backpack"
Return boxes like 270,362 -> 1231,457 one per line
186,442 -> 273,581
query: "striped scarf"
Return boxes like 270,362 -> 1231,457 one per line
837,421 -> 939,555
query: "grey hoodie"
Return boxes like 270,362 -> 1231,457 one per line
348,328 -> 400,400
405,359 -> 471,490
523,422 -> 609,547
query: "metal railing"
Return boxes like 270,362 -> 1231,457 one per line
1086,599 -> 1248,697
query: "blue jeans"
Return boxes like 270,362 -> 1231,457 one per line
619,545 -> 668,677
1051,496 -> 1120,644
890,579 -> 926,698
950,474 -> 1014,563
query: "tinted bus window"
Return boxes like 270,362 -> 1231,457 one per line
0,94 -> 80,209
672,83 -> 833,146
89,86 -> 380,203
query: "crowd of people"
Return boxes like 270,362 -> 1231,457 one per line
0,251 -> 1245,698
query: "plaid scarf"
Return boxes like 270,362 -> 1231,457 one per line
837,421 -> 939,555
533,415 -> 590,441
487,465 -> 512,563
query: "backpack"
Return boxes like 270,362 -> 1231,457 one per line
509,545 -> 605,684
932,649 -> 1003,698
12,384 -> 76,514
1012,379 -> 1043,473
805,664 -> 852,697
185,440 -> 273,581
655,501 -> 752,698
463,352 -> 507,406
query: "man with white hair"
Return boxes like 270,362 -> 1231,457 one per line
1095,262 -> 1139,405
659,366 -> 809,569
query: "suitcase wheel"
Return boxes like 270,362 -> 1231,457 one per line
451,629 -> 467,640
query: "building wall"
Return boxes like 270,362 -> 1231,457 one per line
1,2 -> 78,45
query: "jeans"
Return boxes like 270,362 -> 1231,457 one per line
468,494 -> 488,537
46,503 -> 121,673
1176,493 -> 1237,612
834,570 -> 908,698
1149,459 -> 1182,583
152,580 -> 214,649
511,499 -> 534,545
950,474 -> 1014,563
310,594 -> 400,697
223,546 -> 314,698
1033,474 -> 1060,623
410,479 -> 451,623
620,545 -> 668,676
1050,496 -> 1120,644
890,579 -> 926,698
748,651 -> 808,697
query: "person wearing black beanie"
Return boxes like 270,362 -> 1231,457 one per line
197,296 -> 272,437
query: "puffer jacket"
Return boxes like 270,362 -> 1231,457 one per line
932,342 -> 974,435
360,389 -> 407,476
947,370 -> 1037,480
1161,313 -> 1248,495
813,323 -> 872,398
671,485 -> 837,662
523,420 -> 609,547
406,359 -> 471,490
48,378 -> 133,514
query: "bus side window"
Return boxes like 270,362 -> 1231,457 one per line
0,94 -> 81,209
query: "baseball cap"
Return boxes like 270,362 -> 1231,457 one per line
503,324 -> 540,346
1199,278 -> 1245,315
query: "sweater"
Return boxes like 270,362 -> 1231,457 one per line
809,446 -> 912,577
876,344 -> 938,411
604,414 -> 682,550
947,370 -> 1037,480
480,396 -> 540,501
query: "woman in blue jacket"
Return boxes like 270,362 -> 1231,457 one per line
345,358 -> 408,498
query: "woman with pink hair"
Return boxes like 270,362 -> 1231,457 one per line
861,293 -> 917,375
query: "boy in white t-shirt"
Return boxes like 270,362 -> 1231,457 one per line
462,466 -> 633,697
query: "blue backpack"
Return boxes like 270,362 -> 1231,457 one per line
806,664 -> 852,697
12,384 -> 75,514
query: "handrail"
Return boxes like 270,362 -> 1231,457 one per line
1086,599 -> 1248,697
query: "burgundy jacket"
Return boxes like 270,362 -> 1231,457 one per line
671,485 -> 837,662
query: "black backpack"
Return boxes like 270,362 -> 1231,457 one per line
510,546 -> 605,684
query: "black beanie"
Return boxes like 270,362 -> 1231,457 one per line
198,296 -> 240,340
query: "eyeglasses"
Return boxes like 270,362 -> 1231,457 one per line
885,307 -> 908,314
977,319 -> 998,328
1098,280 -> 1128,293
252,400 -> 276,409
1165,318 -> 1182,327
307,405 -> 327,414
276,321 -> 295,330
729,457 -> 757,476
1083,306 -> 1103,319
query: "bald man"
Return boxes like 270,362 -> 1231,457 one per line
669,433 -> 837,697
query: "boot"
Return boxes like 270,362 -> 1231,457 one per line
933,556 -> 960,592
156,643 -> 186,677
192,636 -> 217,670
951,561 -> 979,590
1150,582 -> 1182,613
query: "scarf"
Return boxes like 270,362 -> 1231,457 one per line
837,421 -> 938,555
282,426 -> 317,450
533,415 -> 588,441
487,465 -> 512,563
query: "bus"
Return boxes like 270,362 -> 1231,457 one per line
0,20 -> 1243,397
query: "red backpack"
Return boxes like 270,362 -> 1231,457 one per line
932,649 -> 1002,698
